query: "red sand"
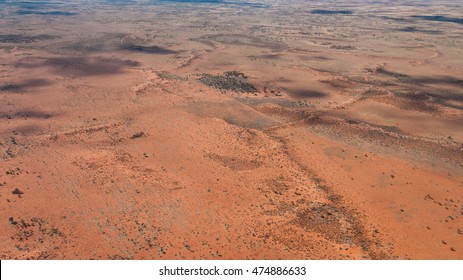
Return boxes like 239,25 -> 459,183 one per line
1,0 -> 462,259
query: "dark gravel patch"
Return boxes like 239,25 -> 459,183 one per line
0,34 -> 59,44
198,71 -> 257,93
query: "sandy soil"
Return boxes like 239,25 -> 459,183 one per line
0,0 -> 462,259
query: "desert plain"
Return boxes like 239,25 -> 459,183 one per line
0,0 -> 462,259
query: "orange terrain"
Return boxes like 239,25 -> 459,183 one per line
0,0 -> 462,259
